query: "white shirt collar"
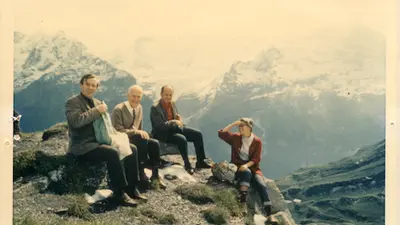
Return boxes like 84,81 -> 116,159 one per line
124,101 -> 139,116
242,133 -> 255,141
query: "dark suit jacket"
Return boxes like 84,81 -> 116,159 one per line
150,100 -> 182,141
65,93 -> 102,155
111,102 -> 143,139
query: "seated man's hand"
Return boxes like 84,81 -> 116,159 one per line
176,120 -> 184,128
96,103 -> 108,114
170,119 -> 183,128
137,130 -> 150,140
238,165 -> 248,172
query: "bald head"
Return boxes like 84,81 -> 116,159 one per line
161,85 -> 173,94
160,85 -> 174,103
127,84 -> 143,108
128,85 -> 143,94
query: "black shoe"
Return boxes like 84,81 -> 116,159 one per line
111,192 -> 138,207
159,159 -> 174,168
131,188 -> 148,202
185,165 -> 194,175
195,160 -> 212,169
264,204 -> 272,216
139,174 -> 151,190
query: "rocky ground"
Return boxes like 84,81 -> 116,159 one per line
13,123 -> 297,225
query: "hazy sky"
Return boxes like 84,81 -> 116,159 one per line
14,0 -> 389,55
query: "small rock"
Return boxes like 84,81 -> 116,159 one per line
164,174 -> 178,180
293,199 -> 302,203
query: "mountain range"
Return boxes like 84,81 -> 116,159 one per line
276,139 -> 385,225
13,27 -> 385,178
13,31 -> 154,132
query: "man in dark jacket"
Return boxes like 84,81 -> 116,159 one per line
65,74 -> 146,206
150,85 -> 211,175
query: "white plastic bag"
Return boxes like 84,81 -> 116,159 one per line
94,104 -> 132,160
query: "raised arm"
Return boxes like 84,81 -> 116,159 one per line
65,98 -> 102,129
218,120 -> 241,145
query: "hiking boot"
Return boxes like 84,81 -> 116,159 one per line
195,160 -> 212,169
111,192 -> 138,207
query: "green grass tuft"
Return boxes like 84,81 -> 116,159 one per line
174,184 -> 214,204
202,207 -> 229,225
140,208 -> 177,224
65,195 -> 93,221
213,188 -> 242,217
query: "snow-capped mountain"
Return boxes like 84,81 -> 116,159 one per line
14,27 -> 386,179
13,31 -> 153,132
182,27 -> 385,178
105,27 -> 385,102
104,36 -> 266,100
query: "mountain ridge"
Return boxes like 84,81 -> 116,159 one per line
14,29 -> 385,179
13,31 -> 154,132
276,139 -> 385,225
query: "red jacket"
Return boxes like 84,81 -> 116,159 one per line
218,129 -> 263,176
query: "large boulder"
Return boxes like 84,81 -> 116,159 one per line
13,122 -> 109,195
211,161 -> 298,225
14,122 -> 184,195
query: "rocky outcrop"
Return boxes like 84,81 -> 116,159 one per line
211,161 -> 298,225
14,123 -> 300,225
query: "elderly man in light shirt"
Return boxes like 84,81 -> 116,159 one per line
111,85 -> 166,190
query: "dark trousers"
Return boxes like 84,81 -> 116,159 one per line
236,168 -> 270,203
79,144 -> 139,194
130,134 -> 161,178
165,126 -> 206,167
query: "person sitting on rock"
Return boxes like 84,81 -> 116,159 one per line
111,84 -> 167,190
150,85 -> 211,175
218,118 -> 271,216
65,73 -> 147,207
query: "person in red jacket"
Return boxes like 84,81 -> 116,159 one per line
218,118 -> 271,216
